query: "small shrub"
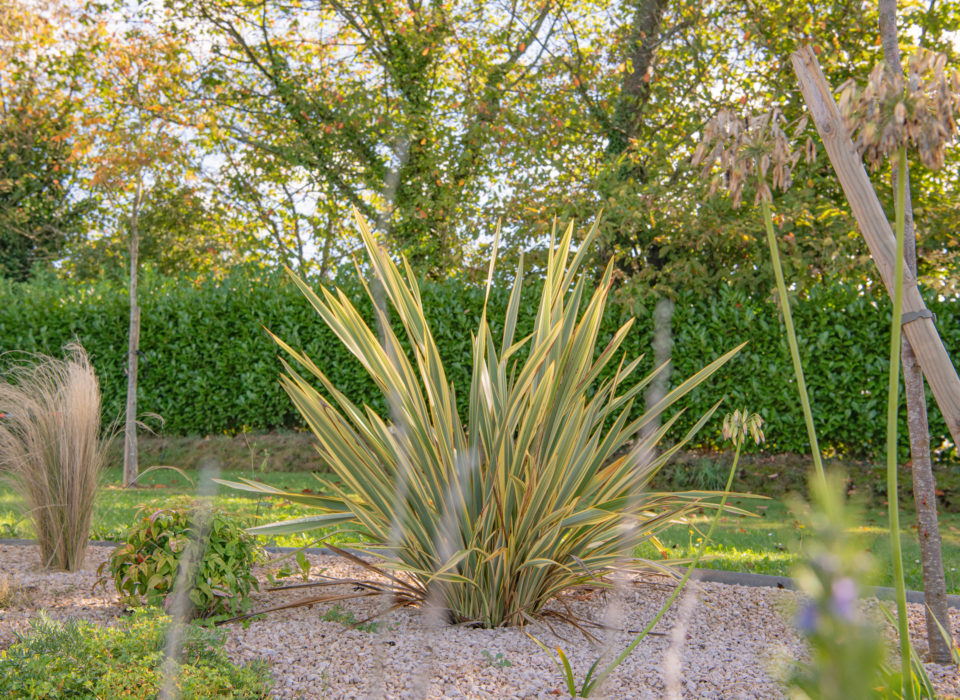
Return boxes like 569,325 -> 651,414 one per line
0,608 -> 272,698
101,502 -> 262,620
265,550 -> 313,585
0,344 -> 112,570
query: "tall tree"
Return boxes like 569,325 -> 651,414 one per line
600,0 -> 673,435
176,0 -> 561,276
82,19 -> 198,487
219,148 -> 346,276
878,0 -> 952,663
493,0 -> 959,299
65,179 -> 255,279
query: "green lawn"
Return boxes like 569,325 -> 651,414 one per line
636,497 -> 960,593
3,466 -> 960,593
0,467 -> 336,550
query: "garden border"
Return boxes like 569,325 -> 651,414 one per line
3,538 -> 957,609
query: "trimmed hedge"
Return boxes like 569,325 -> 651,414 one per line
1,268 -> 958,460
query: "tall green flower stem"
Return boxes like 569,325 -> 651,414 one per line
759,198 -> 825,487
887,144 -> 913,699
565,414 -> 761,697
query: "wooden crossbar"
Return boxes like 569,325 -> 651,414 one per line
791,45 -> 960,448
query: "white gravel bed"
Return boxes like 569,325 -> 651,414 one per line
1,543 -> 958,699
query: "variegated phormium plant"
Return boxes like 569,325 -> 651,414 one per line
220,210 -> 743,627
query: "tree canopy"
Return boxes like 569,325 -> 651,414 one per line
0,0 -> 95,279
2,0 -> 957,292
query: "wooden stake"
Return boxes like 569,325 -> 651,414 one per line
791,45 -> 960,449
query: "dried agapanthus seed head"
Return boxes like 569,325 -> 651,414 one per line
838,48 -> 960,170
692,106 -> 811,209
722,409 -> 765,447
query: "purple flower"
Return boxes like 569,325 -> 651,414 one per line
829,577 -> 857,622
796,601 -> 819,633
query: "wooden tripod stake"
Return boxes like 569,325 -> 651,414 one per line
791,46 -> 960,449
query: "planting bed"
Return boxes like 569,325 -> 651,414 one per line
2,543 -> 959,699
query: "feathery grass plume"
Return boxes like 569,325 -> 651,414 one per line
0,345 -> 113,570
220,210 -> 744,628
787,471 -> 938,700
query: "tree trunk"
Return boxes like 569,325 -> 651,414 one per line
604,0 -> 675,443
879,0 -> 953,663
606,0 -> 669,158
598,0 -> 673,282
123,177 -> 144,488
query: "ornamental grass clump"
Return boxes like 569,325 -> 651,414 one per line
221,210 -> 743,628
0,345 -> 112,570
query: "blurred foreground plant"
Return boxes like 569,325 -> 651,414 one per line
787,472 -> 937,700
0,344 -> 113,570
220,211 -> 744,627
529,409 -> 764,697
787,473 -> 888,700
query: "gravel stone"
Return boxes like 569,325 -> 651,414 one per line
2,544 -> 958,698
